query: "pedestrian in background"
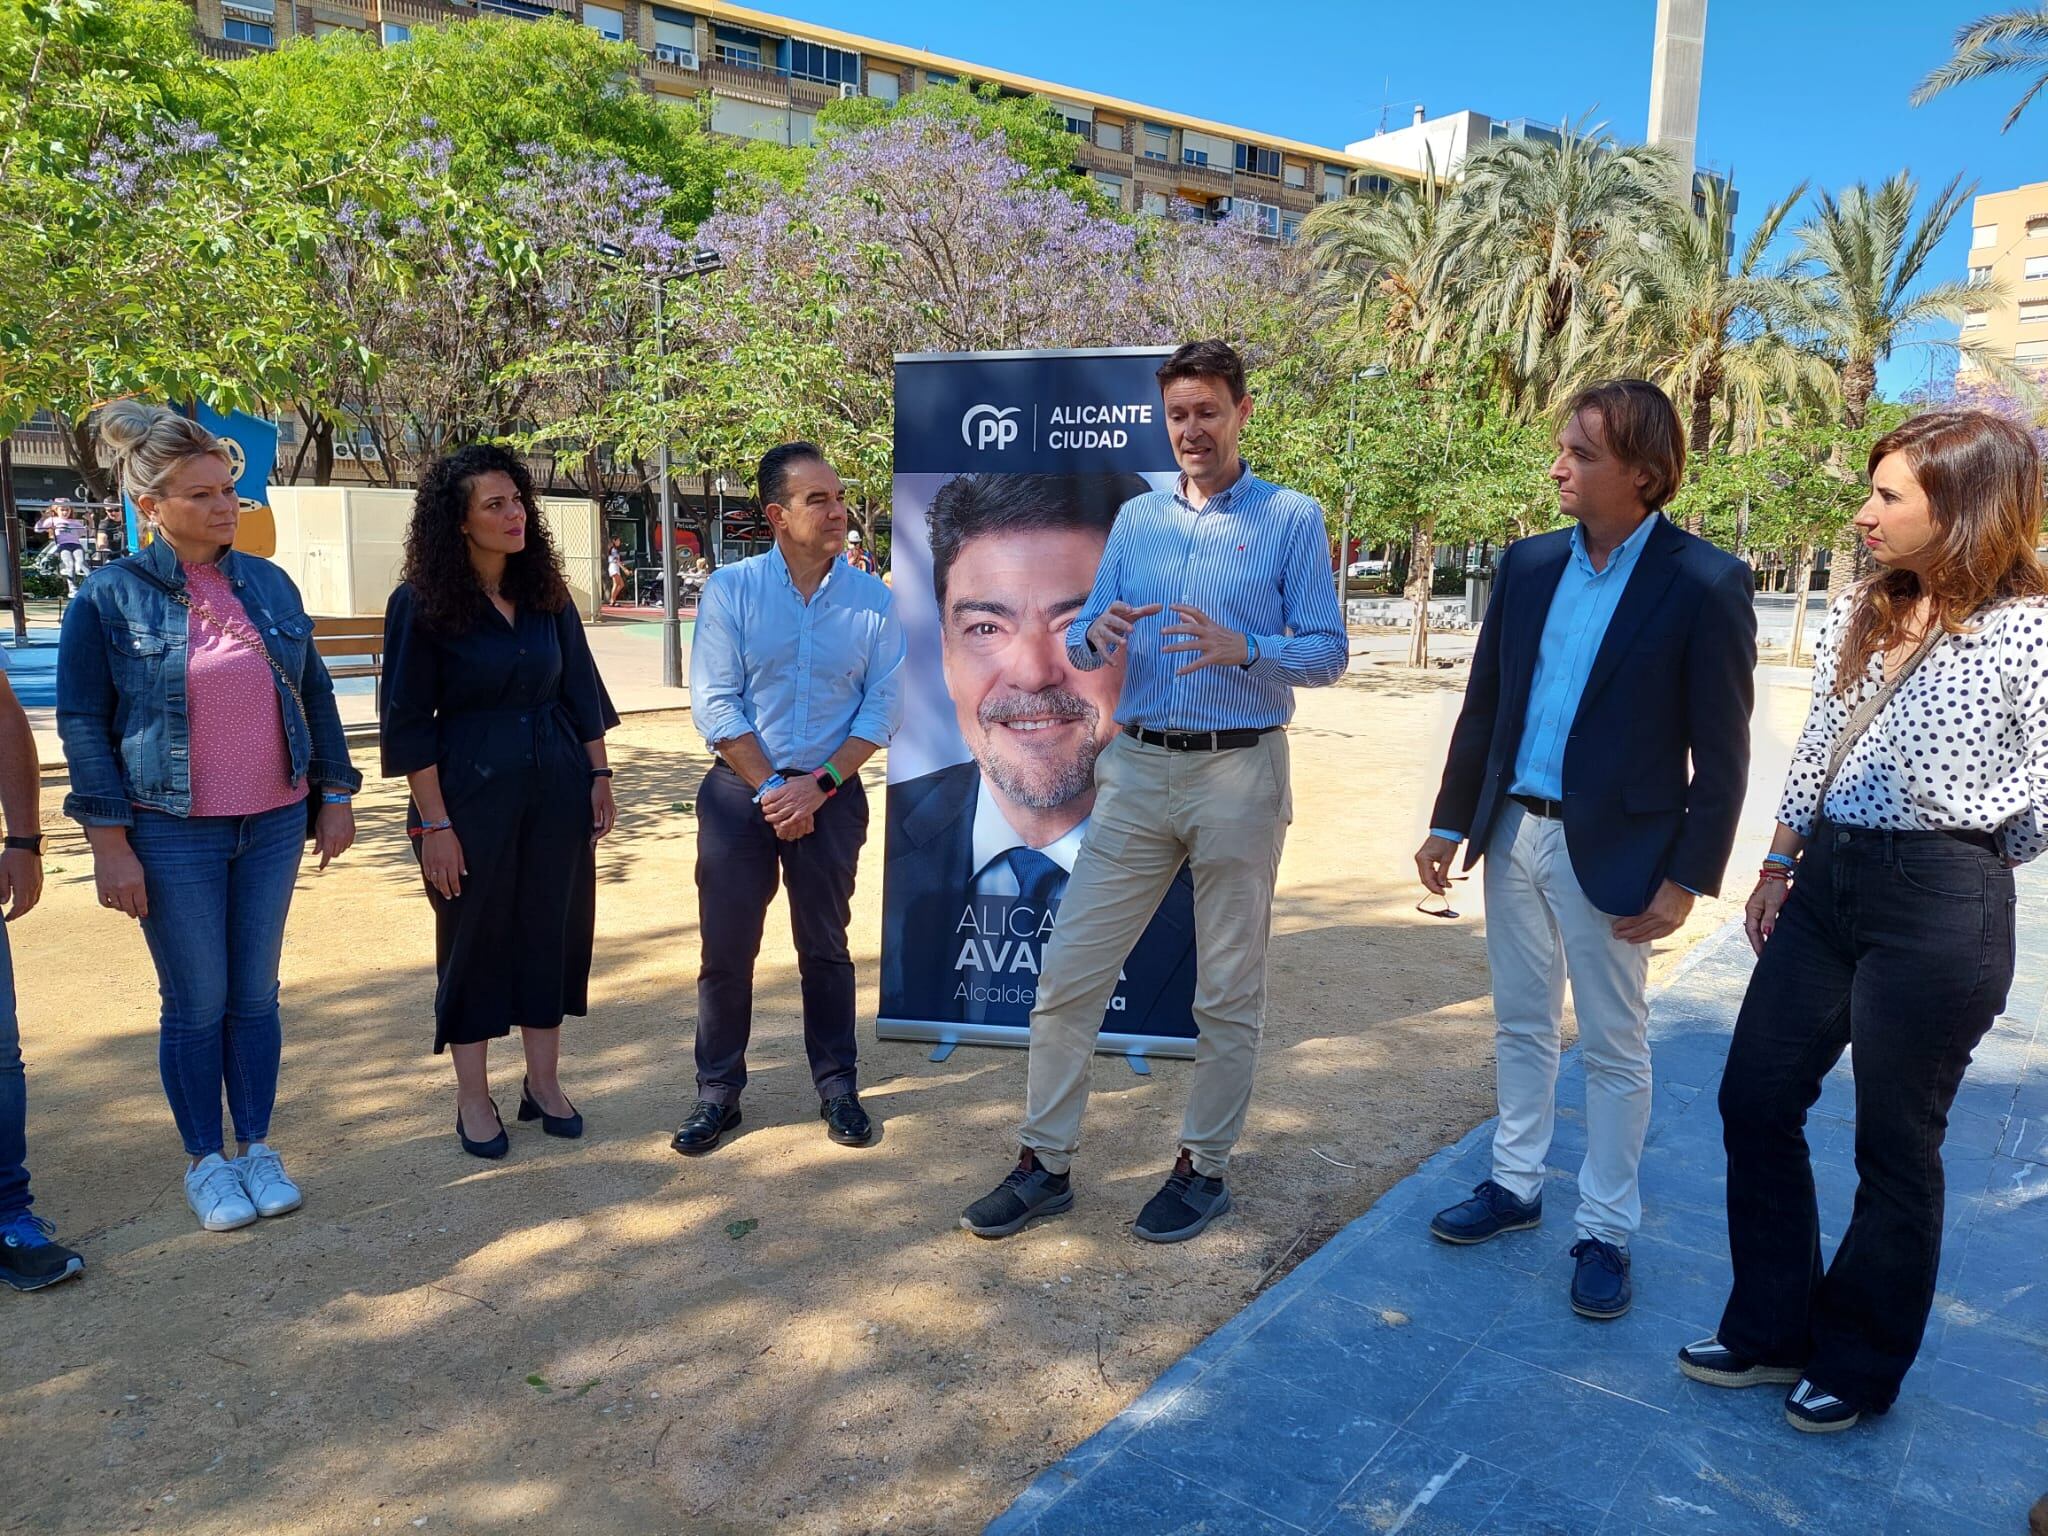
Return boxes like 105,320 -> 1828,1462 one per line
1683,409 -> 2048,1433
36,499 -> 89,597
0,653 -> 75,1292
57,401 -> 360,1234
382,445 -> 618,1160
672,441 -> 903,1157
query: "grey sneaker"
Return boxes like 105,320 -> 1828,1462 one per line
1133,1150 -> 1231,1243
184,1154 -> 258,1233
233,1144 -> 302,1218
961,1150 -> 1073,1239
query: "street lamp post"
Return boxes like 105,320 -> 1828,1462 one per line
1335,362 -> 1388,610
596,242 -> 724,688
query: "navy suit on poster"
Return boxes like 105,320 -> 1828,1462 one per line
1431,517 -> 1757,916
882,760 -> 1198,1036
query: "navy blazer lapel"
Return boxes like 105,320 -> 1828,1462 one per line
1575,517 -> 1685,717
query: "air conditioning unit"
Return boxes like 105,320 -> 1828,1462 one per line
653,44 -> 691,65
839,82 -> 859,98
358,441 -> 382,463
332,440 -> 357,460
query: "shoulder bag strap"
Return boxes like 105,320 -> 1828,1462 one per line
165,585 -> 309,725
1813,624 -> 1944,812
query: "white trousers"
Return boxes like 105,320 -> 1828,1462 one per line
1483,801 -> 1652,1245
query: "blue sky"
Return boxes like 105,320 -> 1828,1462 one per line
775,0 -> 2040,398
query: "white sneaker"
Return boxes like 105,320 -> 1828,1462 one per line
233,1143 -> 302,1218
185,1153 -> 258,1232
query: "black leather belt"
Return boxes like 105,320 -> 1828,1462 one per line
1123,724 -> 1280,752
1511,793 -> 1565,820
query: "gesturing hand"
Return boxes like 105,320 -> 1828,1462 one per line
1159,604 -> 1250,676
1085,602 -> 1162,662
1612,879 -> 1694,945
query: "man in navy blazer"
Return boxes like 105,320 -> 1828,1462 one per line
1415,380 -> 1755,1322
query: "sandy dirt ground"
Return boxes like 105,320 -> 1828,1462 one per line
1,671 -> 1808,1536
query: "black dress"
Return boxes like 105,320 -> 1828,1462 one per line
380,584 -> 620,1052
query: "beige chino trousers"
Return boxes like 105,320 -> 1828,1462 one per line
1018,730 -> 1291,1179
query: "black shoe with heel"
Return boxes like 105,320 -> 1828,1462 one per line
518,1077 -> 584,1139
457,1098 -> 509,1160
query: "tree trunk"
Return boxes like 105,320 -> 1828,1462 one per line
1824,358 -> 1878,599
62,415 -> 112,504
1786,543 -> 1816,668
312,417 -> 336,487
1406,515 -> 1436,669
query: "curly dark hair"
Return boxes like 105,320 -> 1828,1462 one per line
401,444 -> 571,634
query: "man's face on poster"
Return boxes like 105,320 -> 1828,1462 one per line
940,526 -> 1122,813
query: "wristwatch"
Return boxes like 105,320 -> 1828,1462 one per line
4,835 -> 42,855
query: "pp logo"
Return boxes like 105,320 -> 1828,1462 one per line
961,404 -> 1021,452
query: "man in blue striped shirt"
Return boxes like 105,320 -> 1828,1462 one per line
963,340 -> 1348,1244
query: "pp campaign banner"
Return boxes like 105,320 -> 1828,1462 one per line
878,347 -> 1199,1059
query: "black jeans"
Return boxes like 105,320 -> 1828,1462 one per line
1717,822 -> 2015,1410
693,763 -> 868,1105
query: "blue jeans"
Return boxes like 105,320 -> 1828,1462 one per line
0,922 -> 27,1220
131,802 -> 305,1157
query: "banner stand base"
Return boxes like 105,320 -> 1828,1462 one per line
928,1042 -> 957,1063
878,1018 -> 1198,1062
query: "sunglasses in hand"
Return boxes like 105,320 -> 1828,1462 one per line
1415,874 -> 1469,921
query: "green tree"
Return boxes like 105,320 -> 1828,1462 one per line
1448,125 -> 1676,413
1298,155 -> 1459,372
1912,8 -> 2048,130
0,0 -> 338,496
1793,172 -> 1976,594
1614,178 -> 1830,475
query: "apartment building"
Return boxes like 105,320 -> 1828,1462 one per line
1961,181 -> 2048,377
1347,107 -> 1738,224
189,0 -> 1408,239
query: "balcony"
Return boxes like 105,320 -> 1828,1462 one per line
198,32 -> 260,57
1172,159 -> 1233,197
380,0 -> 453,20
703,55 -> 793,107
6,429 -> 71,468
1074,139 -> 1132,175
642,45 -> 702,82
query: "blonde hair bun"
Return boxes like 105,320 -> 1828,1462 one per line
94,401 -> 227,503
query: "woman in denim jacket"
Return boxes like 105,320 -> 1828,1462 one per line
56,402 -> 362,1235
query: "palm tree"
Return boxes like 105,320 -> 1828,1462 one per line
1447,124 -> 1675,412
1794,172 -> 1978,591
1913,8 -> 2048,129
1613,179 -> 1832,471
1299,151 -> 1460,371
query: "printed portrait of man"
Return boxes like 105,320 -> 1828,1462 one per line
880,472 -> 1197,1034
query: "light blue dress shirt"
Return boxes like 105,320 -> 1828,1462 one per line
689,546 -> 906,768
1429,513 -> 1662,846
1065,464 -> 1348,732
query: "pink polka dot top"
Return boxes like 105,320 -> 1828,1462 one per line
181,561 -> 307,819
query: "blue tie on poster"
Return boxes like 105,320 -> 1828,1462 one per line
124,403 -> 280,554
877,347 -> 1201,1060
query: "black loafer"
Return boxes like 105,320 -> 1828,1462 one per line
518,1076 -> 584,1139
457,1099 -> 509,1160
1785,1378 -> 1862,1433
1676,1336 -> 1804,1389
671,1100 -> 741,1156
821,1092 -> 874,1147
1429,1179 -> 1543,1244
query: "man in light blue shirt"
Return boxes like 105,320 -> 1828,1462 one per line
962,340 -> 1348,1246
1415,381 -> 1755,1323
673,442 -> 905,1158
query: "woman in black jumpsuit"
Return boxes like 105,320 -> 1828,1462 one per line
381,445 -> 619,1158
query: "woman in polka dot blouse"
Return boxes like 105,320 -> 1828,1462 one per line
1677,410 -> 2048,1434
